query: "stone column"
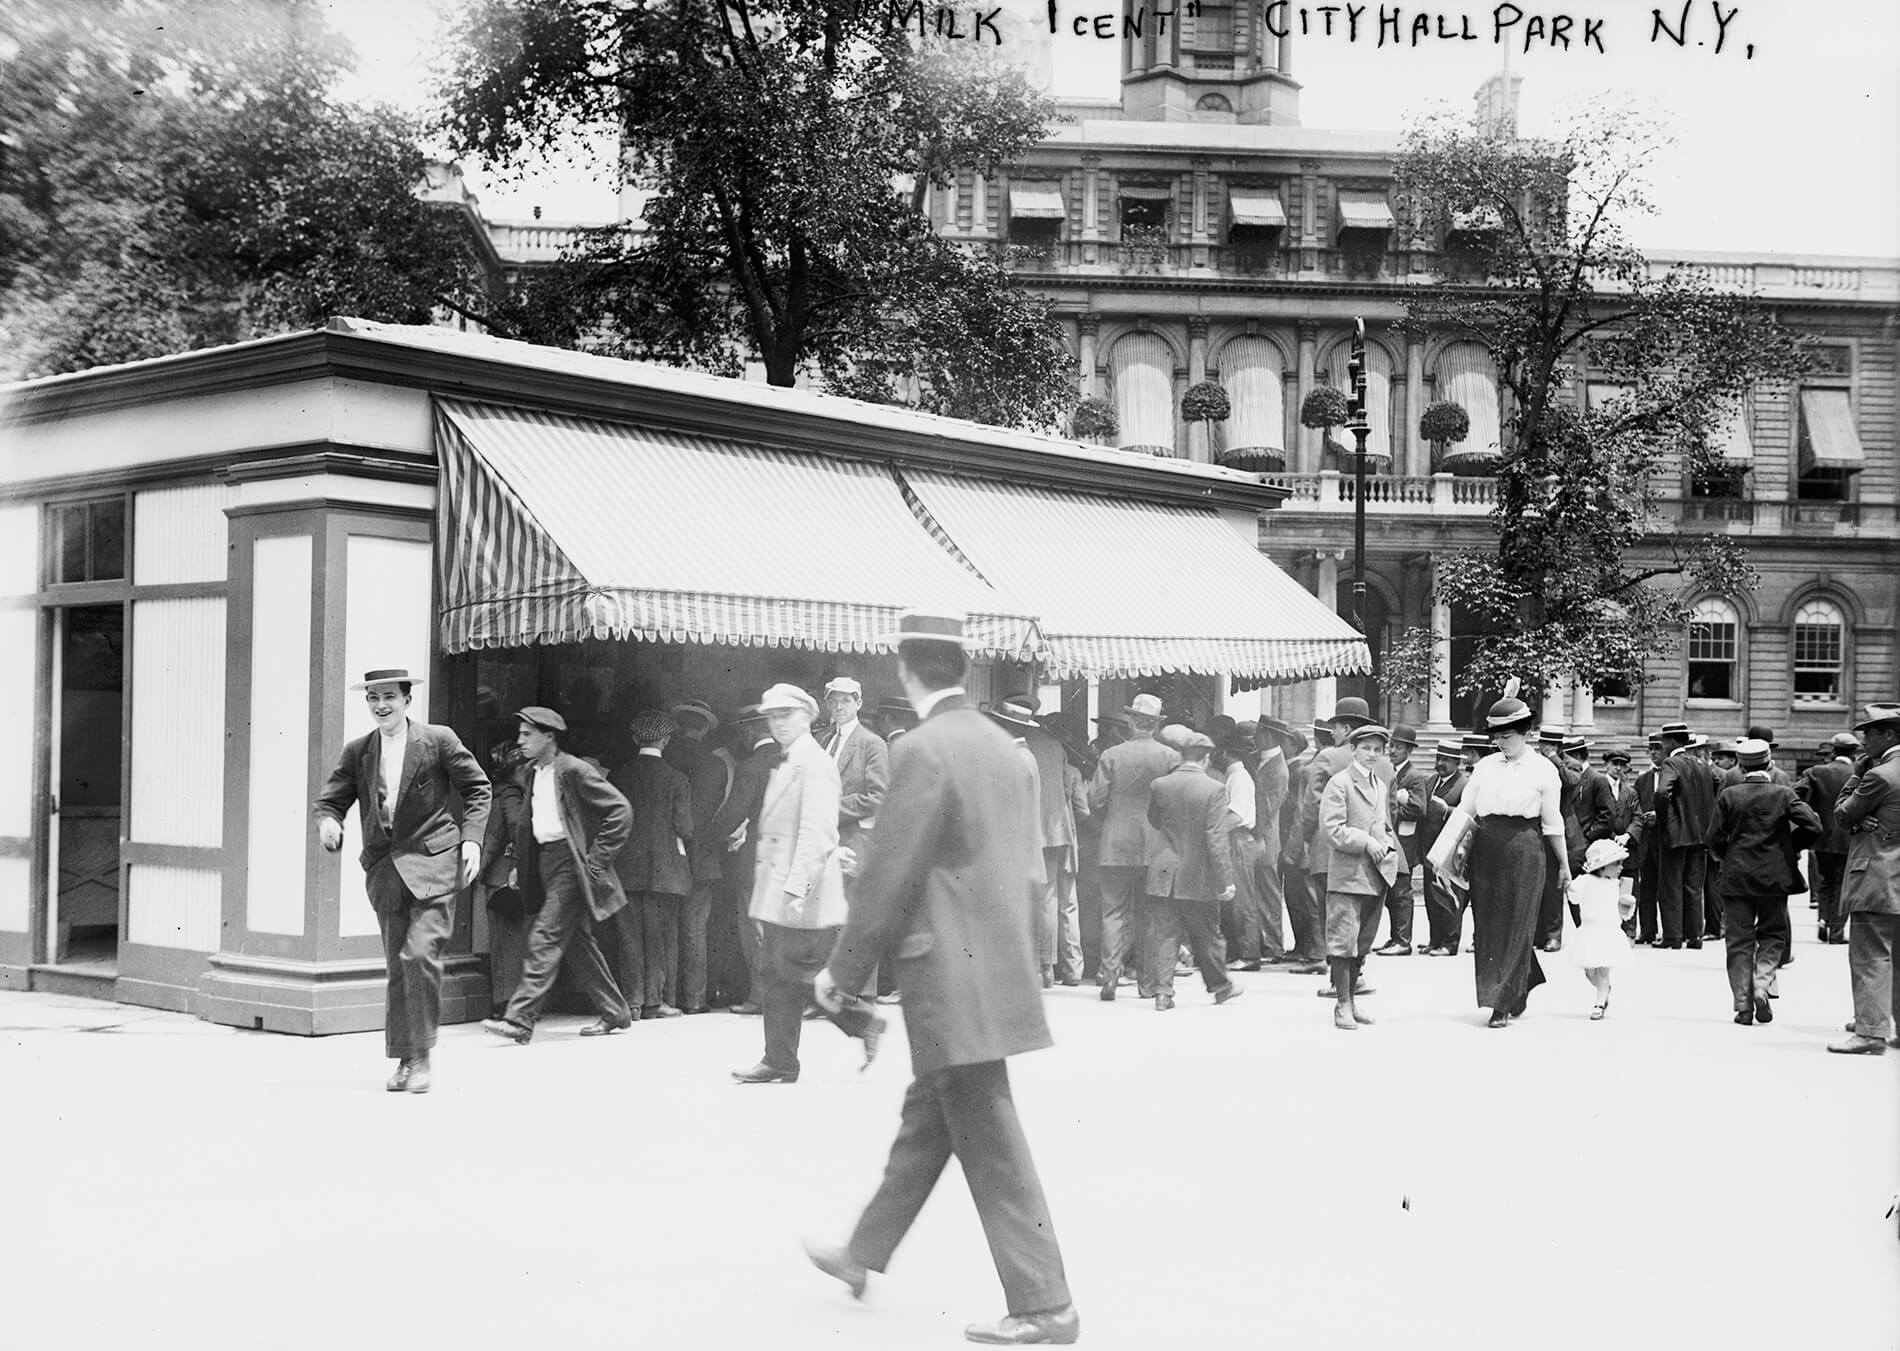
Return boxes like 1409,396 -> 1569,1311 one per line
1299,161 -> 1321,276
1406,331 -> 1427,477
970,171 -> 989,238
1078,315 -> 1100,398
1314,549 -> 1342,719
1080,154 -> 1101,254
1187,317 -> 1209,464
1540,675 -> 1572,735
1571,678 -> 1597,732
1296,319 -> 1319,472
1427,556 -> 1455,734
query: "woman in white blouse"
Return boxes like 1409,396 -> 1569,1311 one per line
1461,696 -> 1570,1027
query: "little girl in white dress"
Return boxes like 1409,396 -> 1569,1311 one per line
1569,838 -> 1635,1019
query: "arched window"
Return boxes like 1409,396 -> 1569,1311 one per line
1792,598 -> 1846,704
1687,597 -> 1741,703
1110,332 -> 1177,455
1327,341 -> 1393,463
1437,342 -> 1505,455
1217,337 -> 1284,457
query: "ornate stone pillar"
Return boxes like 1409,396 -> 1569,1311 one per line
1077,314 -> 1100,398
1299,161 -> 1321,276
1428,556 -> 1455,734
1187,317 -> 1209,464
1540,676 -> 1572,735
1571,679 -> 1597,732
1296,319 -> 1319,473
1406,331 -> 1427,477
1313,548 -> 1343,719
970,171 -> 989,238
1080,154 -> 1100,240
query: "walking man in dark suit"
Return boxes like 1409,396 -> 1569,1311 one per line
1146,732 -> 1244,1011
805,610 -> 1077,1346
1707,738 -> 1821,1025
1798,732 -> 1859,943
316,667 -> 490,1094
481,706 -> 636,1044
1631,737 -> 1664,941
1651,722 -> 1717,948
1088,692 -> 1177,1000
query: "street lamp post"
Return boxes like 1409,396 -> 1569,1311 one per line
1346,318 -> 1372,673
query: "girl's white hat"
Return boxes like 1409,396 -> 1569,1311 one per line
1582,838 -> 1629,874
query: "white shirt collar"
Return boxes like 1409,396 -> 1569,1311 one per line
831,716 -> 858,739
638,746 -> 663,758
914,686 -> 964,720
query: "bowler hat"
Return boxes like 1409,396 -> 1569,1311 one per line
352,667 -> 425,690
1745,725 -> 1779,748
1327,697 -> 1376,728
515,705 -> 567,733
1389,723 -> 1419,748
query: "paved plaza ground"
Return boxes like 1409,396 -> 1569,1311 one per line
3,928 -> 1895,1351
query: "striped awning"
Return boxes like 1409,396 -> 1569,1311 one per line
433,401 -> 1040,657
897,469 -> 1371,682
1335,190 -> 1395,233
1228,189 -> 1287,229
1799,389 -> 1865,473
1008,184 -> 1066,220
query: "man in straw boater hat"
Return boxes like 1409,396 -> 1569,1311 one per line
1088,691 -> 1179,1000
315,668 -> 491,1094
1829,703 -> 1900,1055
1707,738 -> 1821,1027
805,610 -> 1077,1345
1417,737 -> 1471,957
482,706 -> 638,1046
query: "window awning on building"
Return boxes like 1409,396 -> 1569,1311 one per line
1335,191 -> 1395,233
1712,401 -> 1754,465
897,469 -> 1371,681
1799,389 -> 1865,473
1008,184 -> 1066,220
433,401 -> 1040,658
1228,189 -> 1287,228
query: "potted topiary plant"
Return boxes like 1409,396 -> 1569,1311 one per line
1300,385 -> 1352,461
1070,395 -> 1119,444
1180,380 -> 1231,424
1423,398 -> 1502,476
1419,399 -> 1470,447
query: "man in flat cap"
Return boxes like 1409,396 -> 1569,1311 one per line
1830,704 -> 1900,1054
316,667 -> 490,1093
1146,731 -> 1244,1010
483,706 -> 636,1044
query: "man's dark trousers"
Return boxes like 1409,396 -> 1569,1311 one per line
1634,838 -> 1659,940
1422,862 -> 1463,951
1655,844 -> 1708,946
1387,869 -> 1415,949
1722,895 -> 1790,1011
503,850 -> 632,1029
848,1060 -> 1071,1317
678,884 -> 717,1009
1284,864 -> 1324,960
759,923 -> 842,1073
1537,865 -> 1565,948
1251,842 -> 1287,961
1149,897 -> 1229,996
1813,851 -> 1848,941
375,873 -> 454,1060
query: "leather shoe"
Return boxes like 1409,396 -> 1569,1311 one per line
1154,993 -> 1175,1011
404,1056 -> 431,1094
1487,1009 -> 1511,1028
1098,981 -> 1117,1002
1684,940 -> 1703,950
680,1005 -> 710,1015
1753,995 -> 1773,1025
802,1239 -> 867,1299
1213,981 -> 1243,1006
1058,975 -> 1080,986
1733,1008 -> 1754,1026
875,991 -> 903,1005
1374,940 -> 1410,957
732,1061 -> 799,1083
728,1001 -> 762,1015
481,1018 -> 531,1045
1334,1003 -> 1359,1031
643,1004 -> 684,1019
385,1060 -> 412,1092
1826,1033 -> 1887,1055
579,1017 -> 630,1037
1228,959 -> 1262,972
964,1305 -> 1080,1345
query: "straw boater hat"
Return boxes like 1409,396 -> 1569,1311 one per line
987,697 -> 1039,731
1581,838 -> 1629,875
1460,733 -> 1493,755
1657,721 -> 1693,743
1434,737 -> 1463,760
1560,735 -> 1592,757
351,667 -> 424,690
883,608 -> 976,648
669,698 -> 718,730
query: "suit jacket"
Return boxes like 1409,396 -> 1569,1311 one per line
1572,765 -> 1618,854
1707,779 -> 1822,900
1632,765 -> 1660,854
711,736 -> 777,892
749,732 -> 846,929
314,720 -> 491,909
1419,765 -> 1467,857
1144,763 -> 1236,901
1019,724 -> 1077,852
1390,756 -> 1434,871
1320,763 -> 1403,895
1654,750 -> 1717,850
827,694 -> 1050,1076
1797,757 -> 1854,855
1722,764 -> 1794,790
477,766 -> 524,888
1304,745 -> 1394,877
1837,747 -> 1900,916
825,721 -> 890,844
663,736 -> 728,884
608,752 -> 694,896
1281,750 -> 1318,867
1604,775 -> 1639,837
1253,749 -> 1290,863
511,753 -> 632,921
1088,736 -> 1179,867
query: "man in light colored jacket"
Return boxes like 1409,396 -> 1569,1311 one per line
734,683 -> 866,1083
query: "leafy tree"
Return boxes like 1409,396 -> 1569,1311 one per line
1391,102 -> 1804,705
0,0 -> 482,379
433,0 -> 1076,428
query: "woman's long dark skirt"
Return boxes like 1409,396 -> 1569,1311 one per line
1469,816 -> 1547,1014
